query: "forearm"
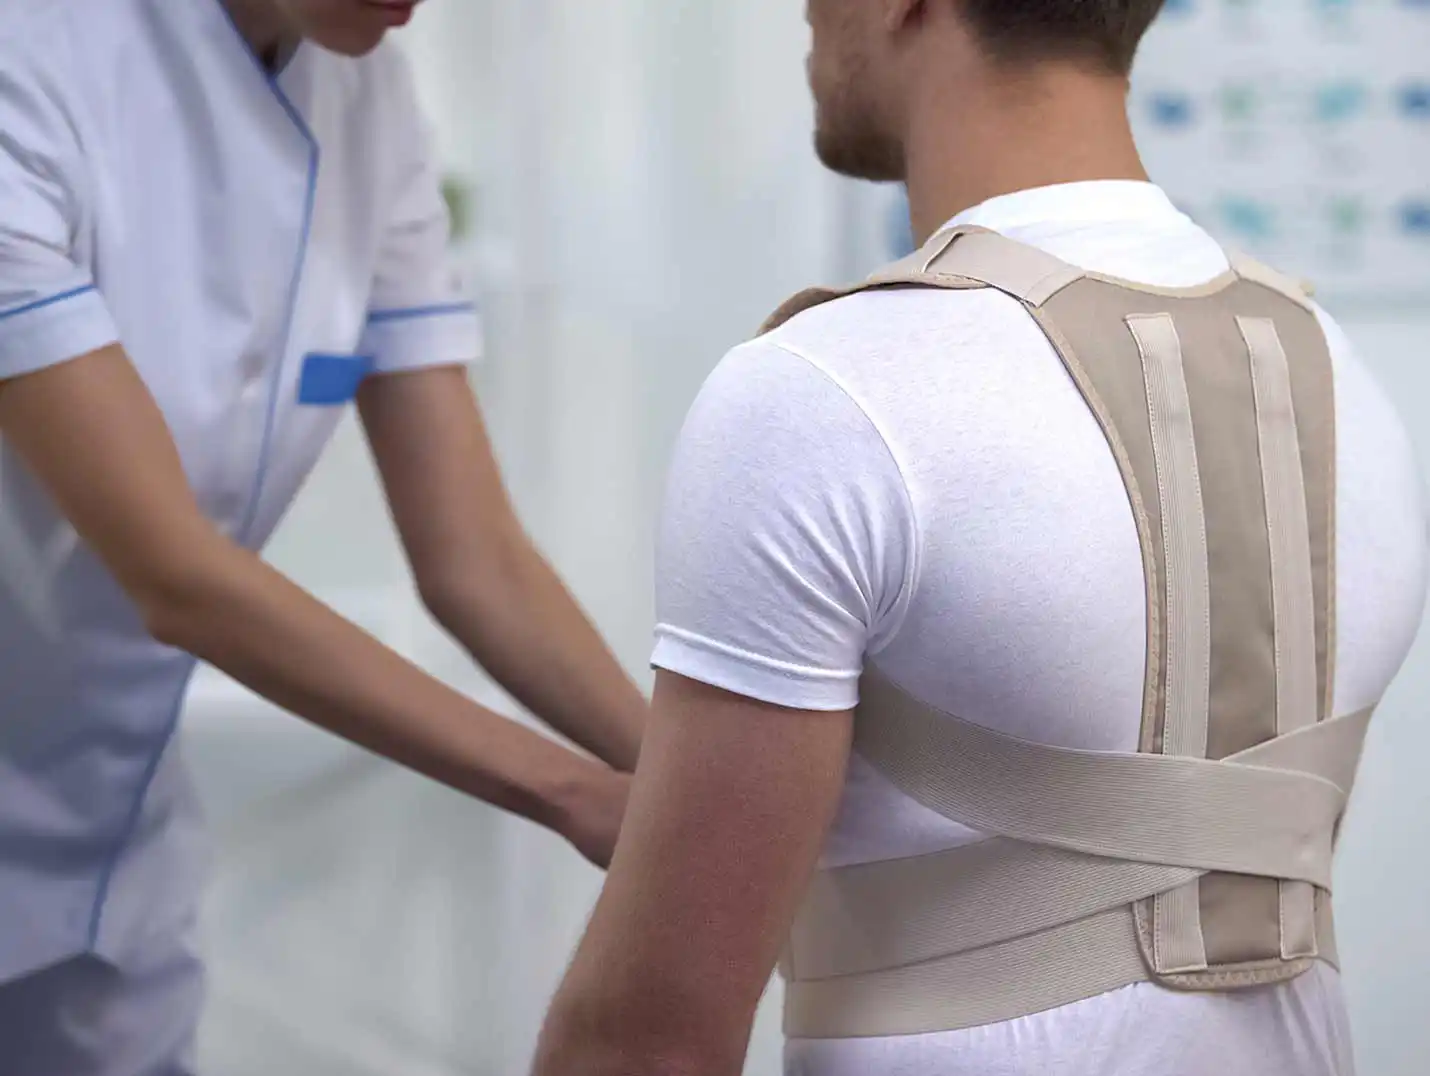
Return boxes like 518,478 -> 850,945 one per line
147,537 -> 603,837
424,537 -> 647,772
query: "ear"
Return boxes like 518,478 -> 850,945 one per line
882,0 -> 924,33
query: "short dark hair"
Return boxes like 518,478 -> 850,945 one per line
959,0 -> 1167,74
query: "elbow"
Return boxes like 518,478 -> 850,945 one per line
130,547 -> 228,653
415,530 -> 530,630
414,570 -> 469,630
415,570 -> 479,636
141,595 -> 199,652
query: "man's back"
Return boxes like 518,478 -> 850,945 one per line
653,180 -> 1428,1075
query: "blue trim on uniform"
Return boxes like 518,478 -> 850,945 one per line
366,301 -> 478,324
232,141 -> 319,542
87,0 -> 323,950
199,0 -> 320,544
86,659 -> 199,949
0,284 -> 97,322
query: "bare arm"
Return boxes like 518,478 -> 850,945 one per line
0,346 -> 628,867
532,671 -> 853,1075
358,365 -> 647,772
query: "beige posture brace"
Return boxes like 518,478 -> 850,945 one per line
758,228 -> 1366,1039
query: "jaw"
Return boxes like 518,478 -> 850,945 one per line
812,99 -> 907,183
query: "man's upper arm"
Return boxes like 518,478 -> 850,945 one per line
0,57 -> 120,380
536,336 -> 914,1071
536,672 -> 853,1073
356,44 -> 481,377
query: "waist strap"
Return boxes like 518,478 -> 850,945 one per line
785,898 -> 1340,1039
781,675 -> 1368,1038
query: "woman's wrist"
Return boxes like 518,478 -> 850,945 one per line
538,754 -> 630,869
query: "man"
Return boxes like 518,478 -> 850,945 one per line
0,0 -> 645,1071
533,2 -> 1428,1074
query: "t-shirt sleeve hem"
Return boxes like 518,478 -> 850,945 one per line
0,285 -> 121,379
650,630 -> 860,712
359,303 -> 484,375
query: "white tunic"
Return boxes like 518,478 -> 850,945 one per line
653,182 -> 1429,1075
0,0 -> 479,981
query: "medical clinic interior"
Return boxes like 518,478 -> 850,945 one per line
4,1 -> 1427,1075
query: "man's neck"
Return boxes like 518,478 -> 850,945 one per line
903,65 -> 1150,245
221,0 -> 299,71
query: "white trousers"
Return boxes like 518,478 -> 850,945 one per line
0,937 -> 204,1076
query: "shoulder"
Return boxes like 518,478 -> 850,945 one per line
0,0 -> 131,91
1313,303 -> 1428,712
675,336 -> 916,528
752,279 -> 1042,451
761,281 -> 1033,378
360,35 -> 422,85
0,1 -> 77,87
660,334 -> 924,685
680,335 -> 898,475
335,36 -> 425,119
308,36 -> 431,176
690,334 -> 879,444
1314,302 -> 1423,498
678,339 -> 839,479
0,1 -> 100,178
1314,303 -> 1411,441
0,0 -> 82,47
0,0 -> 116,70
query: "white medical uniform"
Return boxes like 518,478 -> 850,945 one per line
654,182 -> 1429,1076
0,0 -> 479,1068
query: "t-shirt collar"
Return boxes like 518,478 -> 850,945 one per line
942,181 -> 1181,235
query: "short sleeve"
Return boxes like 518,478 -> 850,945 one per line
651,339 -> 918,711
0,61 -> 119,379
356,45 -> 482,375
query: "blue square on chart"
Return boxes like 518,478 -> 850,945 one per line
1398,83 -> 1430,120
1148,93 -> 1196,128
1220,197 -> 1275,241
1314,82 -> 1367,123
1400,201 -> 1430,237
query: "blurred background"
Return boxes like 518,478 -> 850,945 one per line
188,1 -> 1430,1074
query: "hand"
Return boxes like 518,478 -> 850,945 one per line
560,764 -> 632,870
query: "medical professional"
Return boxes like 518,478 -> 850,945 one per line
0,0 -> 647,1071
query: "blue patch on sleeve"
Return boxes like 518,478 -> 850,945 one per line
298,353 -> 375,405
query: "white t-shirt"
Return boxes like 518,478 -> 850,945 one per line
652,181 -> 1429,1076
